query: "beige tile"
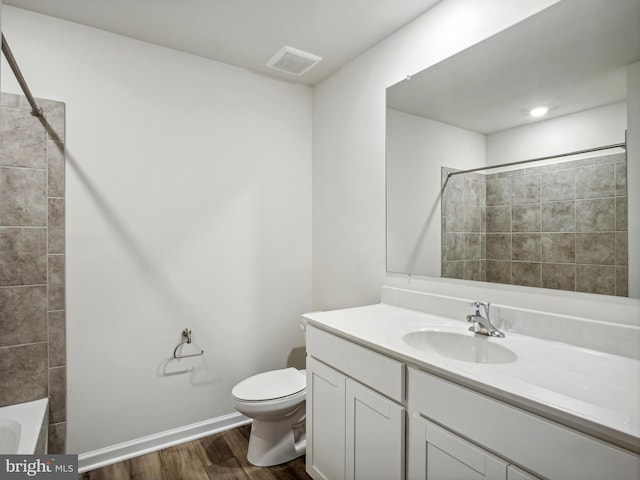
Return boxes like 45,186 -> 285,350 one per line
486,234 -> 511,261
38,99 -> 66,143
49,311 -> 66,367
463,260 -> 481,281
445,203 -> 464,232
48,255 -> 66,311
576,265 -> 615,295
576,164 -> 615,199
0,168 -> 46,226
575,198 -> 615,232
542,264 -> 576,291
512,234 -> 541,261
0,107 -> 47,168
616,197 -> 627,231
594,153 -> 625,165
512,262 -> 541,287
0,227 -> 47,286
15,95 -> 39,111
49,366 -> 66,423
615,232 -> 628,267
0,93 -> 21,108
486,178 -> 510,206
48,198 -> 65,254
479,260 -> 487,282
616,267 -> 628,297
47,141 -> 65,198
463,176 -> 484,206
463,205 -> 481,233
0,285 -> 47,347
510,175 -> 540,205
444,261 -> 464,279
48,422 -> 66,454
486,206 -> 510,233
464,234 -> 481,260
615,161 -> 627,196
576,233 -> 615,265
486,260 -> 510,284
512,205 -> 540,232
0,342 -> 48,407
540,169 -> 575,202
442,174 -> 465,206
541,201 -> 575,233
541,233 -> 575,264
446,233 -> 465,261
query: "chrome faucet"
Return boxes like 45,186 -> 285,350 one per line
466,301 -> 505,338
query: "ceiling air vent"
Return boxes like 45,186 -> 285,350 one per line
266,46 -> 322,76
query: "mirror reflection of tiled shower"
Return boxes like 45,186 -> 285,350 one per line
442,152 -> 628,296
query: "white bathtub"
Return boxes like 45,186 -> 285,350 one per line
0,399 -> 49,454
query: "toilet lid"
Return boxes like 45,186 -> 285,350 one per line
232,368 -> 305,401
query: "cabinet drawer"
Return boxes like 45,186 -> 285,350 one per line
307,325 -> 404,402
408,368 -> 640,480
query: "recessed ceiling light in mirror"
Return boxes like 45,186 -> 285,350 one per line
530,106 -> 549,117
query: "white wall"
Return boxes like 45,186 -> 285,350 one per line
486,102 -> 627,166
386,109 -> 485,276
312,0 -> 560,310
1,6 -> 312,454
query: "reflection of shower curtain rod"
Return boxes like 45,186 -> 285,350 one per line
1,33 -> 43,117
447,142 -> 627,178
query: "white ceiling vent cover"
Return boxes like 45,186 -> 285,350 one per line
266,46 -> 322,76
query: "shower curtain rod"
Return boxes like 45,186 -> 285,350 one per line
1,33 -> 43,117
447,142 -> 626,178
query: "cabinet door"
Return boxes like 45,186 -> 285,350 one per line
306,357 -> 346,480
408,414 -> 508,480
345,378 -> 405,480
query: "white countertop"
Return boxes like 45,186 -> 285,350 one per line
304,303 -> 640,454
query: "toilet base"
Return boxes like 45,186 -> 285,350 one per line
246,403 -> 306,467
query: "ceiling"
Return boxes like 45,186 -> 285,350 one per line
387,0 -> 640,134
3,0 -> 441,86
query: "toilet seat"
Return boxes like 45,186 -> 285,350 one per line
232,367 -> 305,402
231,367 -> 307,466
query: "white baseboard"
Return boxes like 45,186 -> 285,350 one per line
78,412 -> 251,473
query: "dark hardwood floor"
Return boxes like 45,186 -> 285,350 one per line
79,425 -> 311,480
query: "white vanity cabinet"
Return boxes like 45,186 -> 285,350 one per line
307,357 -> 346,480
409,414 -> 511,480
306,325 -> 405,480
408,414 -> 541,480
408,367 -> 640,480
345,378 -> 404,480
305,319 -> 640,480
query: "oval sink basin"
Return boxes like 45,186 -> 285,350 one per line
403,330 -> 517,364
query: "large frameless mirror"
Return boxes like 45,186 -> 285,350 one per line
386,0 -> 640,297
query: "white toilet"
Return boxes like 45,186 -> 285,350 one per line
232,367 -> 306,467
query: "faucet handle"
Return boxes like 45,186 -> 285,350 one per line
468,301 -> 490,316
468,301 -> 482,315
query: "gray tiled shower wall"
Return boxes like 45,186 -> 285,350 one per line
0,92 -> 66,452
442,153 -> 628,296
